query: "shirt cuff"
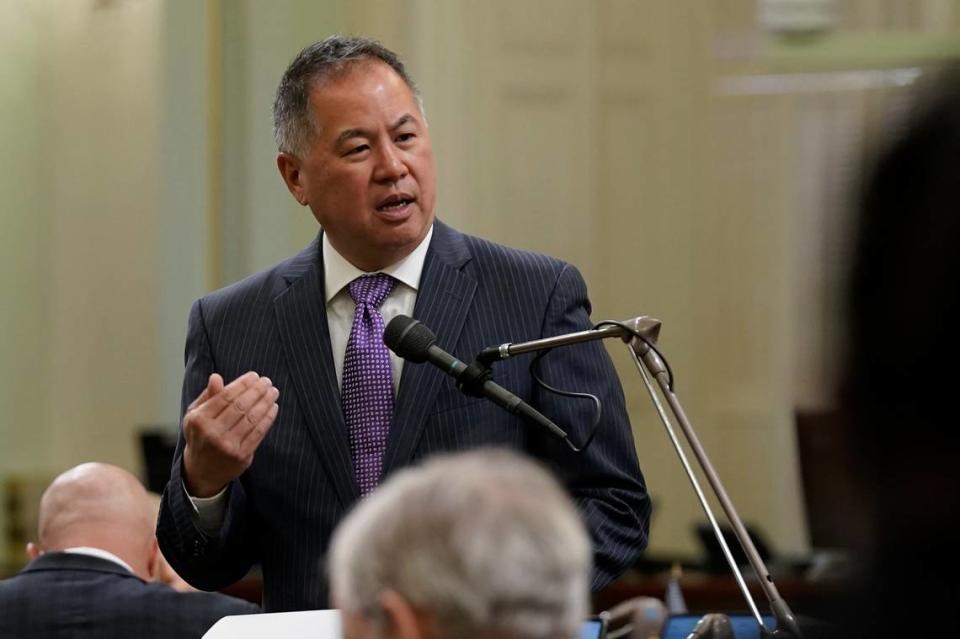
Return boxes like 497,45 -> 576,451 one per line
182,481 -> 229,537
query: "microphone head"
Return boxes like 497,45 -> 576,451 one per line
384,315 -> 436,363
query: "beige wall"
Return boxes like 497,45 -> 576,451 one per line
1,0 -> 165,564
1,0 -> 165,473
2,0 -> 958,566
1,1 -> 50,477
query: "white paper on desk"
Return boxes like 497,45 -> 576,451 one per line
203,608 -> 342,639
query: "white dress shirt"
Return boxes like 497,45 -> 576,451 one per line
186,226 -> 434,532
323,225 -> 432,392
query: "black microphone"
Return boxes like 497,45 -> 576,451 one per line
383,315 -> 569,442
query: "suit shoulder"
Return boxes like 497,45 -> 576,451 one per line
130,583 -> 260,634
142,582 -> 260,616
458,230 -> 571,278
196,238 -> 319,315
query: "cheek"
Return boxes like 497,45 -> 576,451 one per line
331,173 -> 375,207
310,175 -> 370,221
411,158 -> 437,197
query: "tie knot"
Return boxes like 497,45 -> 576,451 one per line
348,273 -> 395,309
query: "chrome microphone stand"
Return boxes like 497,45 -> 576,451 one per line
479,317 -> 802,639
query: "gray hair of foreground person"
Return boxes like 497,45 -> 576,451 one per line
329,449 -> 592,639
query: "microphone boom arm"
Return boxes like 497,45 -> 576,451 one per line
478,317 -> 802,639
477,317 -> 662,362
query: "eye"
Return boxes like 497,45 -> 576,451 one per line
396,132 -> 416,143
345,144 -> 369,156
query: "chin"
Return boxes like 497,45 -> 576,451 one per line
385,215 -> 431,241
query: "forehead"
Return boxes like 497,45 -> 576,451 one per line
307,60 -> 420,132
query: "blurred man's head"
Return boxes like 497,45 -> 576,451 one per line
840,69 -> 960,637
329,449 -> 592,639
847,72 -> 960,524
28,463 -> 159,582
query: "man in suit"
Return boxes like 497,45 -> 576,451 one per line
331,449 -> 591,639
158,35 -> 651,612
0,463 -> 258,638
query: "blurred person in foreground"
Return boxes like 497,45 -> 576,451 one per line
0,463 -> 258,638
840,71 -> 960,637
158,34 -> 649,610
330,448 -> 591,639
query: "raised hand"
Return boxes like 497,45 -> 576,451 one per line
181,372 -> 280,497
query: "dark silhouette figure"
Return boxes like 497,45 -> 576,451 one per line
841,69 -> 960,638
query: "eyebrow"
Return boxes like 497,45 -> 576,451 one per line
335,114 -> 419,146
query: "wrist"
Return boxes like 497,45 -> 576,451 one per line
182,455 -> 228,498
185,477 -> 228,499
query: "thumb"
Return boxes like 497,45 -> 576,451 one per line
186,373 -> 225,412
208,373 -> 224,395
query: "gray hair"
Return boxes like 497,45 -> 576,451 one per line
329,449 -> 592,639
272,35 -> 422,156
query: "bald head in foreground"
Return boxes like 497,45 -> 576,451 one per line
330,449 -> 592,639
0,463 -> 258,639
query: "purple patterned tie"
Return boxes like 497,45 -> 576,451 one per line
342,273 -> 396,496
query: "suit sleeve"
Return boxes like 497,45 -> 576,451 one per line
156,299 -> 259,592
529,263 -> 652,590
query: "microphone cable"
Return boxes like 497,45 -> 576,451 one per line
524,318 -> 677,453
529,347 -> 601,453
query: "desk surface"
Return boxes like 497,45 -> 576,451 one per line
593,571 -> 847,618
219,568 -> 848,619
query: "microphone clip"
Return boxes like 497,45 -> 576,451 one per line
476,343 -> 510,365
454,359 -> 494,398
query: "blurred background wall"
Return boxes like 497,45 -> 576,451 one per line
2,0 -> 958,571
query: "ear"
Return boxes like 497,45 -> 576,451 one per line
25,542 -> 42,560
145,537 -> 160,581
379,590 -> 433,639
277,153 -> 308,206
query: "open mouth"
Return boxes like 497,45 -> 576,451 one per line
376,194 -> 415,212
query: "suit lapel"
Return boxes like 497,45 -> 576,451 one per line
274,235 -> 359,507
383,221 -> 476,476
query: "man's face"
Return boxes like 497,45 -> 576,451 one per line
278,60 -> 437,272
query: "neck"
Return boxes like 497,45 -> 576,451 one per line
43,533 -> 151,580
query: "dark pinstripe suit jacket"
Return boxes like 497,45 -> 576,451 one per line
158,220 -> 650,612
0,552 -> 259,638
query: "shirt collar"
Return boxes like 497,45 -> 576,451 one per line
322,224 -> 434,303
63,546 -> 135,574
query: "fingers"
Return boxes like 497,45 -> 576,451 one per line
188,372 -> 261,428
238,401 -> 280,459
217,376 -> 277,434
181,371 -> 276,446
227,379 -> 279,437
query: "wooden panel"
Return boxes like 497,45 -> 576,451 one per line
496,0 -> 583,54
594,98 -> 657,317
597,0 -> 656,57
494,95 -> 594,270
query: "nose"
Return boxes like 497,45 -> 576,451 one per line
373,143 -> 408,184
